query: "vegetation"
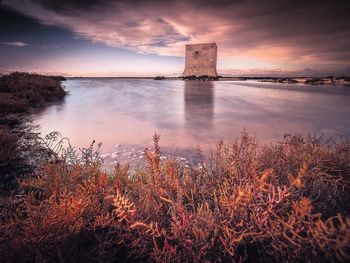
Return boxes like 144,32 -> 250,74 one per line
182,75 -> 220,81
305,78 -> 323,85
276,77 -> 298,83
154,76 -> 166,80
0,72 -> 67,192
1,132 -> 349,262
0,72 -> 67,114
0,125 -> 18,163
1,72 -> 349,261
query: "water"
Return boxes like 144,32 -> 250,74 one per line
32,78 -> 350,166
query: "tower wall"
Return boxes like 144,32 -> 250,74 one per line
183,43 -> 218,77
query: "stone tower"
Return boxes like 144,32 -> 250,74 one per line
183,43 -> 218,77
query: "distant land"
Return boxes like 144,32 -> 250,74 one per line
1,72 -> 349,85
154,75 -> 350,85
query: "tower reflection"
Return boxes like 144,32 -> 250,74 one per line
184,81 -> 214,141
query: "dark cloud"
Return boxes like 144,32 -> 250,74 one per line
31,0 -> 114,12
0,5 -> 77,46
0,5 -> 39,39
1,0 -> 350,74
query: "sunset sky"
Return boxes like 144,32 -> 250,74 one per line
1,0 -> 350,77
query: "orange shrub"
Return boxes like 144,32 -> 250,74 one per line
1,132 -> 349,262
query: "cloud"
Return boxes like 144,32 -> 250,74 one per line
0,41 -> 29,47
1,0 -> 350,69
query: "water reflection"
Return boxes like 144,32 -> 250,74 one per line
184,81 -> 214,141
32,97 -> 67,116
31,78 -> 350,163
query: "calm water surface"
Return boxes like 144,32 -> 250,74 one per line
32,79 -> 350,165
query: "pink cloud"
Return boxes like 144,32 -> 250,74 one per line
2,0 -> 350,74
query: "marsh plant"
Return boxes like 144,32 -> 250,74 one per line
1,131 -> 350,262
37,131 -> 103,167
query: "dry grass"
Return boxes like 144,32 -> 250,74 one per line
1,132 -> 350,262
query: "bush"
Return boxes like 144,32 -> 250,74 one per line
183,75 -> 219,81
0,93 -> 28,113
1,132 -> 349,262
305,78 -> 323,84
0,126 -> 18,163
0,72 -> 67,114
182,75 -> 197,80
154,76 -> 166,80
49,75 -> 66,81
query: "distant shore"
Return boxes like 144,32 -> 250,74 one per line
258,76 -> 350,85
2,73 -> 349,85
3,74 -> 347,86
153,75 -> 350,85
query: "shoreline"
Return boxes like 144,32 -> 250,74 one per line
0,72 -> 67,193
23,75 -> 350,86
258,76 -> 350,85
1,72 -> 350,261
152,75 -> 350,85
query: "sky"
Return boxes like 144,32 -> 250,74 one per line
0,0 -> 350,77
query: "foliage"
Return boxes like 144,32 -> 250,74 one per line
0,72 -> 67,188
0,72 -> 67,114
154,76 -> 166,80
0,126 -> 18,163
182,75 -> 219,81
305,78 -> 323,84
1,132 -> 350,262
